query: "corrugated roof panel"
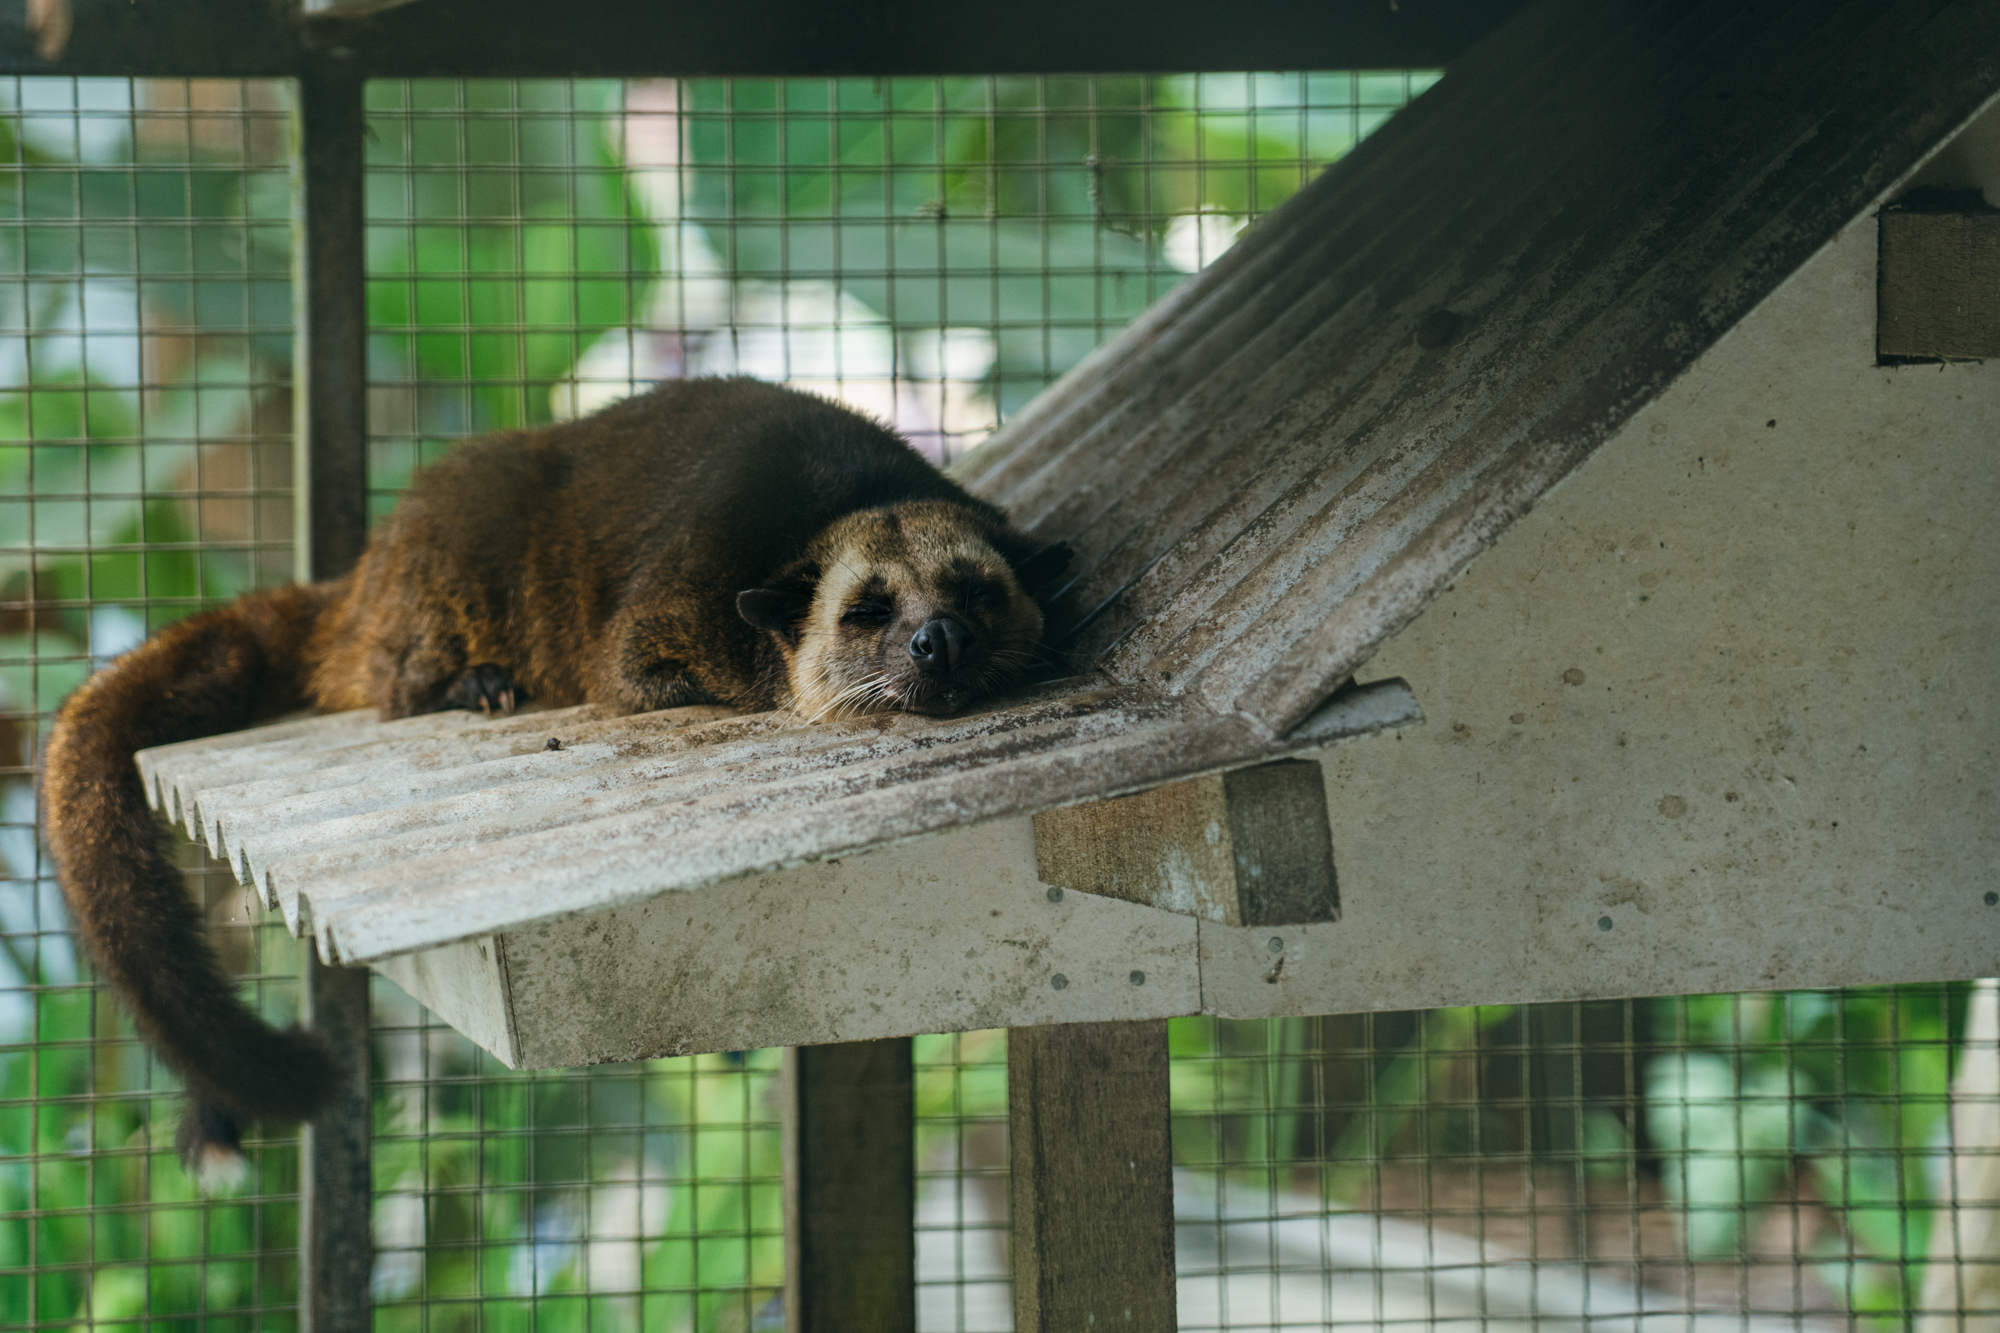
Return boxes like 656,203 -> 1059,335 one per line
963,0 -> 2000,733
139,678 -> 1419,960
136,0 -> 2000,961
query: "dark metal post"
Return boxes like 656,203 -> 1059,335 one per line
1009,1019 -> 1178,1332
294,56 -> 373,1333
299,961 -> 372,1331
781,1039 -> 917,1333
296,59 -> 370,576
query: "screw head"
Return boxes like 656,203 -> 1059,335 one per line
1129,970 -> 1146,986
1267,937 -> 1285,954
1598,916 -> 1614,931
1046,887 -> 1064,903
1051,974 -> 1069,991
1986,891 -> 1998,907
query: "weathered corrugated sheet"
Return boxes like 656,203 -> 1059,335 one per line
957,0 -> 2000,735
139,679 -> 1419,962
135,0 -> 2000,965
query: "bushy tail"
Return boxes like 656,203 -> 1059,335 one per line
41,583 -> 344,1188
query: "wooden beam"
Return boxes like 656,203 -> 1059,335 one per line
319,0 -> 1518,77
0,0 -> 298,74
1009,1020 -> 1177,1332
1,0 -> 1525,75
1879,202 -> 2000,361
781,1039 -> 916,1333
300,957 -> 372,1333
1033,758 -> 1339,926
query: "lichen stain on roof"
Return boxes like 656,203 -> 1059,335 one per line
138,0 -> 2000,961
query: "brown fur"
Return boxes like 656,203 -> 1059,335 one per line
40,378 -> 1066,1181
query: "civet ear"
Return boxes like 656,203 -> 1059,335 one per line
1003,539 -> 1073,596
736,561 -> 820,647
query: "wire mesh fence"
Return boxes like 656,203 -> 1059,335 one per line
2,68 -> 1996,1333
369,992 -> 785,1331
360,71 -> 1431,507
1164,987 -> 1994,1332
897,990 -> 1998,1332
0,75 -> 302,1332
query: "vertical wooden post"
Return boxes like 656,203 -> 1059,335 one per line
1009,1020 -> 1177,1332
1014,758 -> 1328,1330
300,960 -> 372,1333
295,55 -> 372,1333
781,1038 -> 916,1333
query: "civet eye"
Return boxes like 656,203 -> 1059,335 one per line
954,572 -> 1006,609
841,595 -> 896,626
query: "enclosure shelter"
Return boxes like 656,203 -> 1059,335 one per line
6,0 -> 2000,1329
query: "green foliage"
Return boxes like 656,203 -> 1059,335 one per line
368,1033 -> 784,1333
0,909 -> 302,1331
1168,1014 -> 1318,1195
674,74 -> 1427,420
1647,987 -> 1966,1327
364,80 -> 659,483
1171,989 -> 1969,1329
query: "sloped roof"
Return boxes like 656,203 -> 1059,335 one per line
141,0 -> 2000,964
963,0 -> 2000,735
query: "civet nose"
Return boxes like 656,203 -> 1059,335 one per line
908,617 -> 970,674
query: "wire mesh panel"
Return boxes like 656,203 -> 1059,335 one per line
370,990 -> 784,1332
13,62 -> 1995,1333
1167,987 -> 1994,1332
915,1030 -> 1010,1331
897,989 -> 2000,1332
360,71 -> 1436,496
0,76 -> 299,1331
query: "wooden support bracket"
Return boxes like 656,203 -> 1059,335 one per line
781,1038 -> 916,1333
1879,201 -> 2000,361
1003,757 -> 1339,1328
1032,758 -> 1339,926
1009,1019 -> 1177,1332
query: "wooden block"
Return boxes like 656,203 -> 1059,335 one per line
1879,207 -> 2000,360
1008,1020 -> 1177,1333
1032,757 -> 1338,925
782,1039 -> 915,1333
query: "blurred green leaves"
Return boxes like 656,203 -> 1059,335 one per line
1646,1051 -> 1822,1257
0,898 -> 303,1330
673,74 -> 1422,421
365,80 -> 658,457
1647,987 -> 1964,1326
368,1033 -> 784,1333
